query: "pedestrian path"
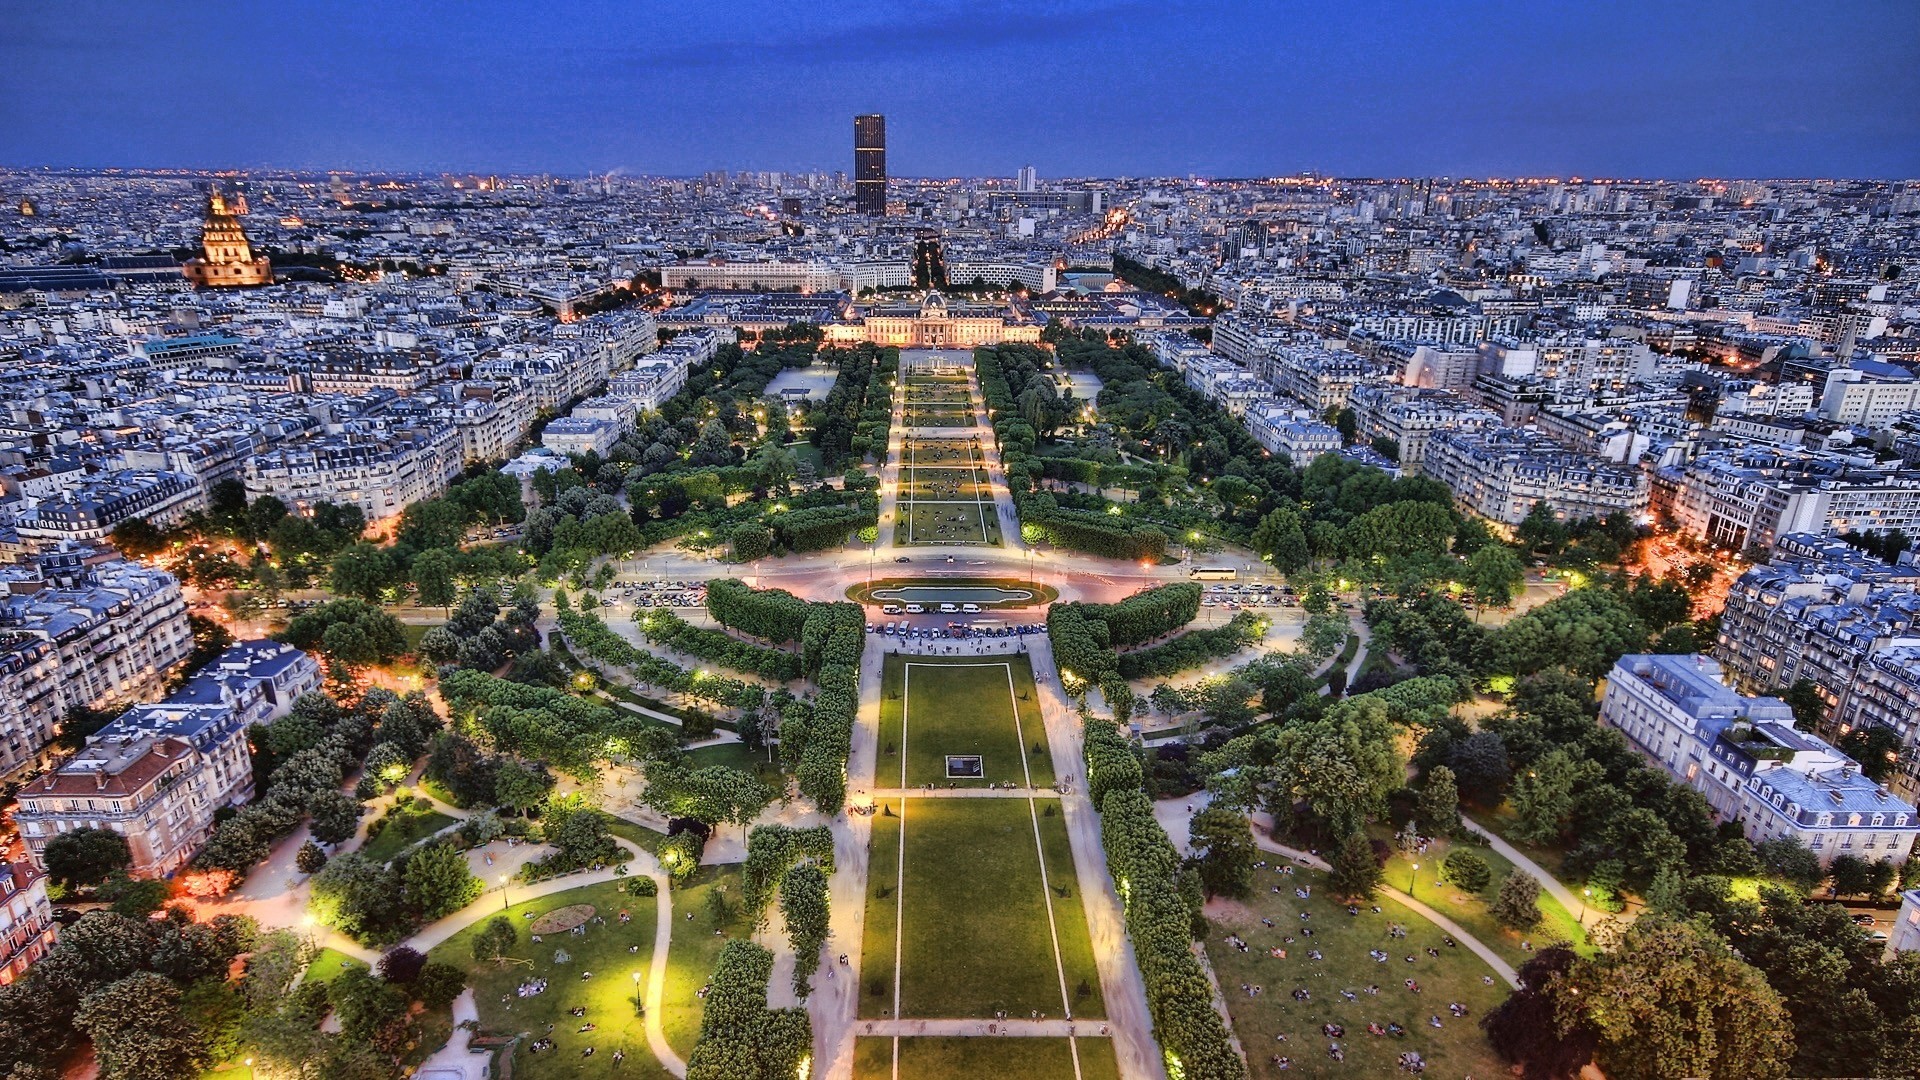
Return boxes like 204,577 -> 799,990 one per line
1460,813 -> 1618,931
857,1018 -> 1113,1037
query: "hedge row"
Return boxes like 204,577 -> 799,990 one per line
1116,610 -> 1264,680
640,609 -> 803,682
556,609 -> 760,711
1090,720 -> 1247,1080
1046,582 -> 1204,686
684,940 -> 812,1080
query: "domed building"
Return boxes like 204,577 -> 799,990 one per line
823,289 -> 1041,348
183,192 -> 272,288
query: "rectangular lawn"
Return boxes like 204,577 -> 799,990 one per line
901,502 -> 1000,546
876,798 -> 1099,1019
878,656 -> 1052,788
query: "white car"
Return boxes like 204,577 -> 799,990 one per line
962,603 -> 981,613
882,604 -> 902,615
905,604 -> 925,614
939,603 -> 959,613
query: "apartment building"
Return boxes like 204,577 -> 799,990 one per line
15,471 -> 203,545
1244,403 -> 1343,466
13,641 -> 320,878
1420,425 -> 1649,525
1348,384 -> 1501,468
0,863 -> 54,986
1674,448 -> 1920,552
0,549 -> 193,777
242,423 -> 463,520
1600,654 -> 1919,866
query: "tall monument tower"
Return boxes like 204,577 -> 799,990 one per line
854,114 -> 887,216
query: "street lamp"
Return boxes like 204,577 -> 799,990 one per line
632,971 -> 645,1017
1408,862 -> 1419,898
1581,887 -> 1592,924
499,873 -> 511,912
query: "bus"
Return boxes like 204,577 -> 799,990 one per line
1190,566 -> 1238,580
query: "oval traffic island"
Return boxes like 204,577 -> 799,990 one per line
846,577 -> 1059,609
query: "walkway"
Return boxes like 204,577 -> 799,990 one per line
1460,814 -> 1615,931
398,838 -> 687,1077
1243,826 -> 1520,990
858,1018 -> 1113,1038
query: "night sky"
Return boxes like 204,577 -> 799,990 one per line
4,0 -> 1916,178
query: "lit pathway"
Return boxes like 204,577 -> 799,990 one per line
398,839 -> 687,1078
857,1018 -> 1115,1038
1459,814 -> 1619,931
1242,825 -> 1520,990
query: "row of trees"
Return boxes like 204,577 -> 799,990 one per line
1116,610 -> 1265,680
555,607 -> 762,712
809,342 -> 896,468
683,941 -> 812,1080
640,609 -> 804,682
1088,718 -> 1246,1080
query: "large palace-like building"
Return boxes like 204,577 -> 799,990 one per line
823,291 -> 1041,348
183,193 -> 273,288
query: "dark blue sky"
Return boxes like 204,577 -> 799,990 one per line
4,0 -> 1916,178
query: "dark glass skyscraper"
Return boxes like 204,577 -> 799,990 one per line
854,113 -> 886,216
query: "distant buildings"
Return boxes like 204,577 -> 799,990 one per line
854,114 -> 887,216
1600,653 -> 1919,867
242,423 -> 463,520
1419,425 -> 1649,525
14,640 -> 321,879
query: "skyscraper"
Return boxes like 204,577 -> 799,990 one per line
1016,165 -> 1037,193
854,113 -> 886,216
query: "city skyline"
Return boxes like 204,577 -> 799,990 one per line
3,0 -> 1917,178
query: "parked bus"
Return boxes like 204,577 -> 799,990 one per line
1190,566 -> 1238,580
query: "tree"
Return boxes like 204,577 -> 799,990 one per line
100,874 -> 172,918
1327,829 -> 1382,899
1482,946 -> 1599,1080
42,827 -> 132,887
471,915 -> 518,962
1563,916 -> 1793,1080
1440,849 -> 1492,893
1838,723 -> 1902,783
1187,807 -> 1255,899
409,547 -> 458,611
1492,869 -> 1543,930
377,946 -> 427,983
778,864 -> 830,997
109,517 -> 169,558
1770,678 -> 1826,732
1829,854 -> 1873,897
1755,836 -> 1824,892
1508,749 -> 1605,846
1516,500 -> 1566,554
1465,545 -> 1525,609
295,841 -> 328,874
403,842 -> 482,921
328,542 -> 401,602
75,972 -> 211,1080
1250,507 -> 1310,574
1446,731 -> 1512,807
1416,766 -> 1460,837
307,790 -> 363,846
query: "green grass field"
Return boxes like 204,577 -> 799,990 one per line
852,1036 -> 1121,1080
429,879 -> 666,1080
360,804 -> 456,864
861,797 -> 1102,1021
903,404 -> 975,428
901,502 -> 1000,545
1205,863 -> 1510,1079
301,946 -> 367,986
878,656 -> 1053,788
900,466 -> 989,500
1377,835 -> 1591,965
903,386 -> 972,405
899,437 -> 985,465
658,866 -> 746,1061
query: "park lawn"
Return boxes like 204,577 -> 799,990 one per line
360,805 -> 457,865
605,815 -> 669,857
1035,800 -> 1106,1020
889,799 -> 1098,1020
1379,836 -> 1591,965
852,1036 -> 1122,1080
901,502 -> 1001,546
901,467 -> 990,500
879,655 -> 1053,788
660,864 -> 748,1062
418,776 -> 461,809
429,878 -> 666,1080
904,405 -> 974,428
686,739 -> 783,784
302,946 -> 367,986
1204,863 -> 1509,1080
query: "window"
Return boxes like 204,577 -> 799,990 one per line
1874,813 -> 1887,827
